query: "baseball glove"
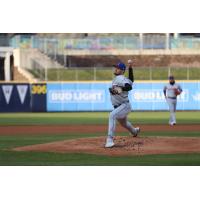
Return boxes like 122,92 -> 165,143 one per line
109,86 -> 123,95
174,89 -> 181,95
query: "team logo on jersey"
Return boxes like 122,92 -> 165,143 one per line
17,85 -> 28,104
2,85 -> 13,104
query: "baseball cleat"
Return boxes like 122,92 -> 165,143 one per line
105,137 -> 115,148
132,127 -> 140,137
169,122 -> 176,126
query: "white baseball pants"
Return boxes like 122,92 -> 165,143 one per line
166,98 -> 177,124
107,102 -> 136,137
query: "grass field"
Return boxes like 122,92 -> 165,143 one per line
0,112 -> 200,166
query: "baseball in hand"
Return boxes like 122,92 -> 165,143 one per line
127,59 -> 134,68
128,59 -> 133,64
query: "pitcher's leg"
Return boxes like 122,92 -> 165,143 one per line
117,118 -> 140,137
105,110 -> 118,148
107,104 -> 127,137
105,104 -> 134,148
108,111 -> 117,137
172,100 -> 177,124
168,99 -> 176,125
169,112 -> 173,124
167,98 -> 174,125
105,109 -> 121,148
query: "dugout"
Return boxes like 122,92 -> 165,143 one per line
0,57 -> 5,80
0,47 -> 14,81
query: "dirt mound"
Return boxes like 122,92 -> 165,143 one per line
13,136 -> 200,156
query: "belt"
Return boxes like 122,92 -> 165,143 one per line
114,101 -> 129,109
167,97 -> 177,99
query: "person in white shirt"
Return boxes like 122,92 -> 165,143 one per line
163,75 -> 183,126
105,60 -> 140,148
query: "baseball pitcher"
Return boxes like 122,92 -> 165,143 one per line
163,75 -> 183,126
105,60 -> 140,148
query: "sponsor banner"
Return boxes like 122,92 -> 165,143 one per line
0,83 -> 31,112
130,82 -> 192,110
47,83 -> 111,111
1,82 -> 200,112
47,82 -> 200,111
31,84 -> 47,112
49,90 -> 105,103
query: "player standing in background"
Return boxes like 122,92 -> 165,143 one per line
163,75 -> 183,126
105,59 -> 140,148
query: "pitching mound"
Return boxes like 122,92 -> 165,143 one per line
13,136 -> 200,156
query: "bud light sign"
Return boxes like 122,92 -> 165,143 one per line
49,90 -> 104,103
47,82 -> 200,111
47,83 -> 112,111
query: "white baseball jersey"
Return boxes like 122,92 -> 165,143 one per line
110,75 -> 133,106
163,83 -> 182,98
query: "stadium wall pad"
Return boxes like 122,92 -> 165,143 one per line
0,81 -> 200,112
0,83 -> 46,112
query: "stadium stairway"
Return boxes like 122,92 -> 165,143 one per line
13,66 -> 36,82
20,49 -> 64,69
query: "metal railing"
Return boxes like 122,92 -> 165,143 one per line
25,66 -> 200,82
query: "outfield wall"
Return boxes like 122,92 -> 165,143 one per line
0,81 -> 200,112
47,82 -> 200,111
0,83 -> 46,112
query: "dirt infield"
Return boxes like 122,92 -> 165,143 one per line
14,136 -> 200,156
0,124 -> 200,135
4,124 -> 200,156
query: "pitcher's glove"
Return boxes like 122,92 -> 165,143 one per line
109,86 -> 123,95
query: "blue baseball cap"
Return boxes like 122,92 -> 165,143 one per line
113,62 -> 126,71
